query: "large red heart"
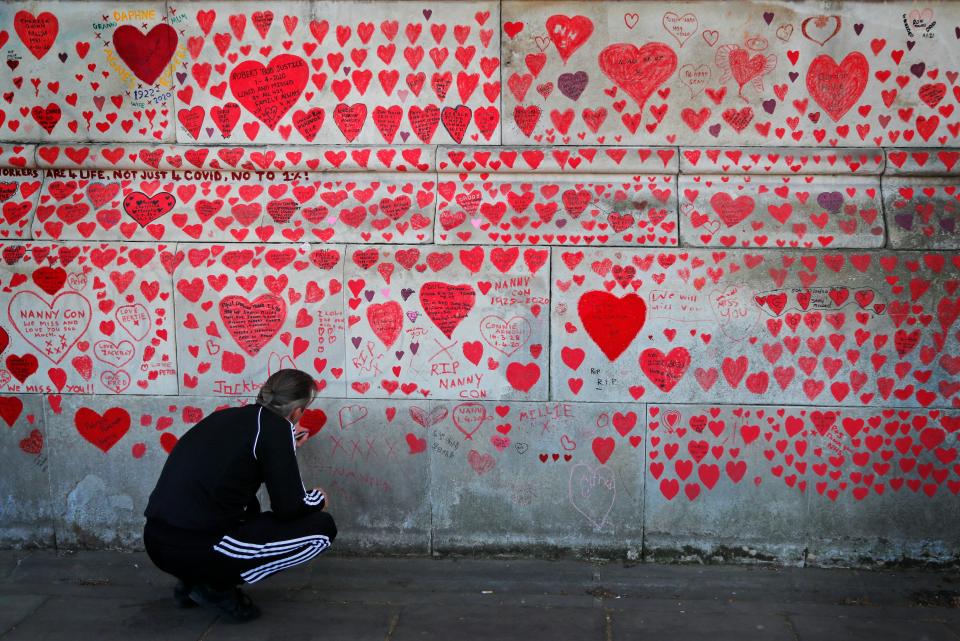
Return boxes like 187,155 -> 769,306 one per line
598,42 -> 677,110
710,193 -> 755,227
367,302 -> 403,348
546,14 -> 594,64
333,103 -> 367,142
8,291 -> 92,364
0,396 -> 23,426
806,52 -> 869,122
14,11 -> 58,60
640,347 -> 691,392
123,191 -> 175,227
577,291 -> 646,361
419,282 -> 475,339
75,407 -> 130,453
219,294 -> 287,356
112,24 -> 178,85
229,54 -> 308,129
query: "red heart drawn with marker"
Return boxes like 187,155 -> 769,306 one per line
229,54 -> 308,129
14,11 -> 58,60
123,191 -> 175,227
74,407 -> 131,453
419,282 -> 475,339
598,42 -> 677,111
219,294 -> 287,356
806,52 -> 869,122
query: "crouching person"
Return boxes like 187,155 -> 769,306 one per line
143,369 -> 336,623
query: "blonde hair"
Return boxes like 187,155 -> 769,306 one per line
256,369 -> 317,418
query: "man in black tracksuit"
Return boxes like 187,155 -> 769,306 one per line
143,369 -> 336,622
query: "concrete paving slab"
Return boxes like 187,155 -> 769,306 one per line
787,608 -> 958,641
609,600 -> 798,641
202,601 -> 397,641
390,603 -> 606,641
0,594 -> 46,636
0,595 -> 216,641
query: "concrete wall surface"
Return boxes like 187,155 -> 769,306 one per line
0,0 -> 958,568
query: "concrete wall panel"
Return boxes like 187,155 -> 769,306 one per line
47,395 -> 246,548
883,178 -> 960,250
0,241 -> 178,395
644,403 -> 960,565
0,159 -> 40,241
169,0 -> 501,145
502,1 -> 960,147
0,393 -> 52,547
679,174 -> 885,248
430,400 -> 645,555
296,398 -> 432,554
0,0 -> 958,565
551,249 -> 960,408
436,146 -> 678,246
343,245 -> 550,401
0,2 -> 176,142
172,242 -> 346,397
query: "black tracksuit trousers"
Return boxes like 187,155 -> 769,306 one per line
144,510 -> 337,589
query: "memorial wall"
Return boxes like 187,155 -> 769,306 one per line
0,0 -> 958,566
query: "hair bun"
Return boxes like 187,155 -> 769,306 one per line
260,388 -> 274,403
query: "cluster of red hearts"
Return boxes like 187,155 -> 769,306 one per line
503,9 -> 959,146
680,175 -> 885,248
175,6 -> 500,144
0,242 -> 177,396
173,243 -> 346,396
435,175 -> 676,245
555,248 -> 960,410
343,245 -> 549,399
32,171 -> 436,244
0,170 -> 40,240
1,9 -> 174,141
646,405 -> 960,502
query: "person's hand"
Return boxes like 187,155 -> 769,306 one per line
294,426 -> 310,448
313,487 -> 328,510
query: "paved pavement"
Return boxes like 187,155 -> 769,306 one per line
0,550 -> 958,640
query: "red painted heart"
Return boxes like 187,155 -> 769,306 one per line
113,24 -> 179,85
229,54 -> 308,129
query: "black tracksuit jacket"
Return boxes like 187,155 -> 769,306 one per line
144,403 -> 324,534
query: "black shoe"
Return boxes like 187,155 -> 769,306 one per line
173,580 -> 197,608
188,584 -> 261,623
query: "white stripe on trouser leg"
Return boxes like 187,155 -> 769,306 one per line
213,534 -> 328,559
241,537 -> 330,584
240,536 -> 330,583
